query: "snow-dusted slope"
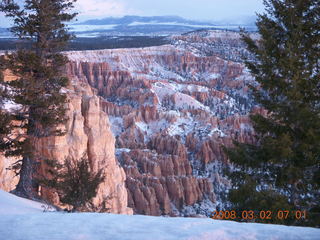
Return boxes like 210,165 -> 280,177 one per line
0,189 -> 45,214
0,190 -> 319,240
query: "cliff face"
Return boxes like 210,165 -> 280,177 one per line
66,30 -> 258,216
0,76 -> 132,214
0,155 -> 19,192
37,81 -> 133,214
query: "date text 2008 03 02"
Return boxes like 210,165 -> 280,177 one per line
210,210 -> 307,221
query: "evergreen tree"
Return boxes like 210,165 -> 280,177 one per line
0,56 -> 12,145
0,0 -> 77,199
39,156 -> 105,212
225,0 -> 320,226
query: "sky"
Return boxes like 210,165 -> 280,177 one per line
0,0 -> 265,27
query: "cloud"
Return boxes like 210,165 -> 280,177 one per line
75,0 -> 138,17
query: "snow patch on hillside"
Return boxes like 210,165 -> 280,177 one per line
174,92 -> 210,111
208,128 -> 226,137
109,116 -> 124,136
152,82 -> 210,112
70,24 -> 117,32
2,100 -> 22,112
128,21 -> 217,29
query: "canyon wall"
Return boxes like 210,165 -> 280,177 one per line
37,81 -> 133,214
0,155 -> 19,192
0,75 -> 132,214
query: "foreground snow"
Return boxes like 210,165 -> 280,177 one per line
0,190 -> 319,240
0,189 -> 46,214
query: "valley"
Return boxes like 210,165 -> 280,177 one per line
64,30 -> 260,216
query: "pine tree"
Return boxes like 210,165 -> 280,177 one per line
225,0 -> 320,226
0,0 -> 77,199
39,156 -> 105,212
0,56 -> 13,143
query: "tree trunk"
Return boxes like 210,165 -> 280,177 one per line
12,156 -> 38,200
12,110 -> 42,199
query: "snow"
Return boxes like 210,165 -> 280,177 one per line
173,92 -> 210,111
130,114 -> 198,142
0,189 -> 48,214
2,100 -> 22,112
109,116 -> 124,136
240,123 -> 253,131
70,24 -> 118,32
204,30 -> 260,40
115,148 -> 131,159
66,46 -> 176,64
153,82 -> 178,100
135,121 -> 149,132
208,128 -> 226,137
208,73 -> 221,79
165,115 -> 194,138
0,190 -> 319,240
152,82 -> 210,112
116,148 -> 131,153
128,21 -> 216,29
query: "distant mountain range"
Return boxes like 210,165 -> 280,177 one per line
0,15 -> 257,38
79,16 -> 209,26
72,15 -> 257,37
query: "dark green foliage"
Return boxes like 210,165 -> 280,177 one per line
225,0 -> 320,227
227,174 -> 295,225
0,36 -> 169,51
0,56 -> 13,155
0,0 -> 77,198
39,156 -> 105,211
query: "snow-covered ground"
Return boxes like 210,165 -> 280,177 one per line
0,190 -> 319,240
0,189 -> 46,214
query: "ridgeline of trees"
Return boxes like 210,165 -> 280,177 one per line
0,36 -> 169,51
225,0 -> 320,227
